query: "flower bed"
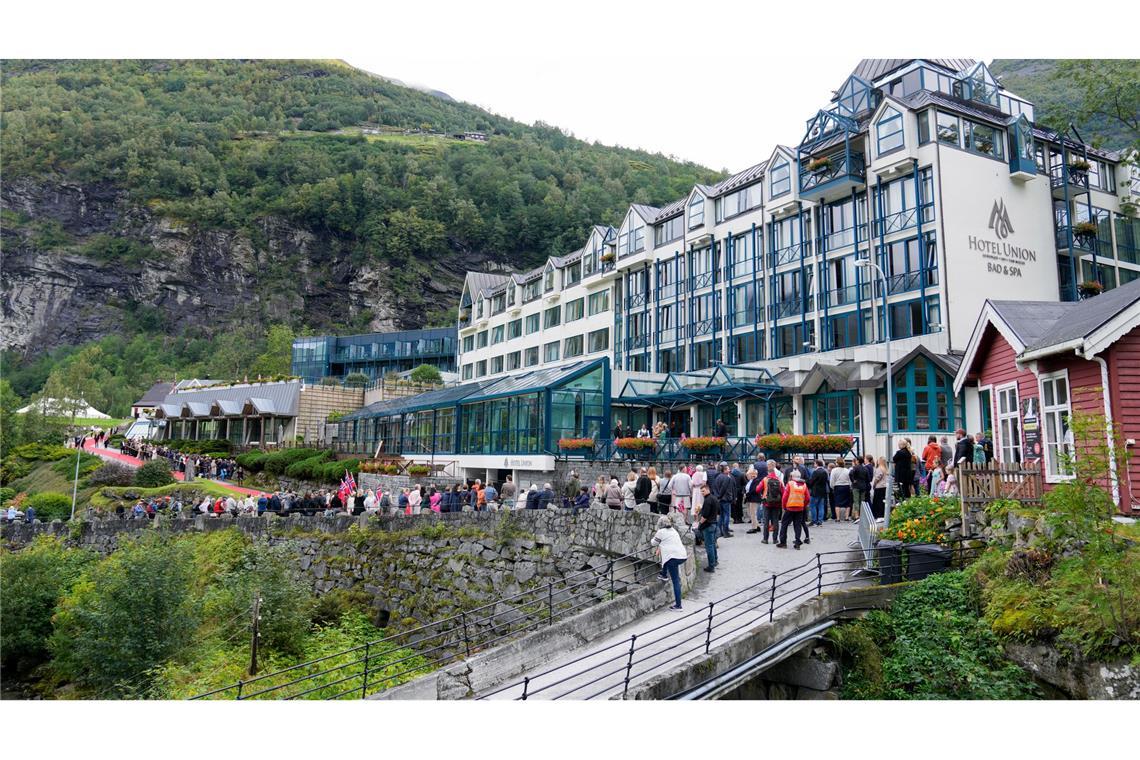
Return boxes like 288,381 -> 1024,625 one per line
558,437 -> 595,450
753,433 -> 854,454
682,436 -> 725,452
407,465 -> 431,476
614,437 -> 656,451
886,495 -> 960,544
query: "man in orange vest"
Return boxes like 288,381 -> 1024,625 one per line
777,469 -> 808,549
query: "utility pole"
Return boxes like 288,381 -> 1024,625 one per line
249,594 -> 262,676
69,444 -> 82,521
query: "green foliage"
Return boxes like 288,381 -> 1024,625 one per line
84,462 -> 138,487
831,571 -> 1038,699
0,486 -> 16,505
22,491 -> 73,521
50,534 -> 199,696
0,537 -> 95,677
284,451 -> 334,480
343,372 -> 370,388
134,459 -> 174,488
884,495 -> 959,544
235,450 -> 269,471
50,451 -> 102,479
8,443 -> 72,462
408,364 -> 442,385
261,447 -> 325,475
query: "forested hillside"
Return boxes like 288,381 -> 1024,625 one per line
1,59 -> 722,415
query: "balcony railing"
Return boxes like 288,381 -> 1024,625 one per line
825,283 -> 871,308
1049,166 -> 1090,194
690,317 -> 723,338
769,295 -> 814,320
883,268 -> 938,295
770,241 -> 807,269
873,204 -> 934,238
690,271 -> 716,290
800,150 -> 866,196
626,292 -> 650,310
624,334 -> 651,351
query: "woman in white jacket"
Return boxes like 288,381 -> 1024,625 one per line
651,515 -> 687,611
408,485 -> 422,515
621,472 -> 637,511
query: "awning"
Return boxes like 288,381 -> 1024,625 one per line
618,365 -> 782,410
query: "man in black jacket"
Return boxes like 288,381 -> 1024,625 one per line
697,482 -> 720,572
730,462 -> 747,524
953,429 -> 974,467
807,460 -> 829,527
634,467 -> 652,507
711,462 -> 736,538
849,457 -> 870,520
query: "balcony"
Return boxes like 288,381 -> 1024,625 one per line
626,291 -> 650,310
769,295 -> 814,320
882,268 -> 938,296
1050,164 -> 1091,199
825,283 -> 871,308
799,148 -> 866,199
689,317 -> 723,338
624,334 -> 651,351
770,241 -> 808,269
873,204 -> 934,238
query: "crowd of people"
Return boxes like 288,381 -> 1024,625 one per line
118,439 -> 243,482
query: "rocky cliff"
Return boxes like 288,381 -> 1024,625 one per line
1,179 -> 503,354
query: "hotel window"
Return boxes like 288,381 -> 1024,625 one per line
564,335 -> 584,358
1088,160 -> 1115,193
565,298 -> 584,322
654,216 -> 683,246
688,194 -> 705,229
491,325 -> 504,345
770,159 -> 791,197
936,112 -> 959,146
491,355 -> 504,374
658,347 -> 685,373
476,360 -> 487,378
564,262 -> 582,287
964,120 -> 1004,159
543,305 -> 561,329
525,313 -> 540,334
731,283 -> 756,328
506,351 -> 521,371
477,330 -> 488,348
477,299 -> 484,318
524,346 -> 539,367
463,335 -> 474,352
523,279 -> 541,302
917,110 -> 931,145
776,322 -> 814,358
588,328 -> 609,353
810,386 -> 860,434
876,107 -> 904,154
825,310 -> 869,350
588,290 -> 610,315
996,384 -> 1022,464
732,334 -> 761,363
508,318 -> 522,339
691,340 -> 721,371
492,293 -> 506,314
716,184 -> 763,220
506,286 -> 515,307
583,242 -> 598,276
876,355 -> 962,433
1040,372 -> 1073,480
543,341 -> 560,363
544,265 -> 556,292
618,210 -> 646,257
462,364 -> 473,380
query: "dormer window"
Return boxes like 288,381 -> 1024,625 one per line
955,63 -> 999,107
770,159 -> 790,197
618,210 -> 645,258
688,195 -> 705,229
544,264 -> 555,292
876,107 -> 904,155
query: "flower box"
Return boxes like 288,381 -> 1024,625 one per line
1078,280 -> 1103,297
600,252 -> 615,263
681,436 -> 726,452
558,437 -> 595,451
753,433 -> 855,454
1072,221 -> 1099,240
614,437 -> 655,451
407,465 -> 431,476
806,156 -> 831,173
1068,159 -> 1091,173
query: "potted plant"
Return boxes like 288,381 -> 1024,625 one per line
1078,280 -> 1104,298
600,251 -> 615,263
558,437 -> 595,451
1068,158 -> 1091,173
681,436 -> 726,453
407,464 -> 431,476
1072,221 -> 1099,244
614,437 -> 655,453
806,156 -> 831,173
753,433 -> 855,455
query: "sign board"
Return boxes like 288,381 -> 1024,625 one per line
1021,397 -> 1042,459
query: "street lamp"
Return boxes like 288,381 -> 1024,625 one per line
855,256 -> 894,527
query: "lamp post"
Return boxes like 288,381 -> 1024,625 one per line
856,257 -> 894,527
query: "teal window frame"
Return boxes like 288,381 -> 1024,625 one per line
808,384 -> 860,434
525,314 -> 540,334
770,159 -> 791,198
875,354 -> 963,433
876,107 -> 904,155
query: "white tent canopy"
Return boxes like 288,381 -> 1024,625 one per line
17,397 -> 112,419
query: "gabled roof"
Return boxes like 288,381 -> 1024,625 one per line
464,272 -> 512,300
628,204 -> 660,223
847,59 -> 976,86
709,161 -> 767,197
162,380 -> 302,418
652,197 -> 686,222
900,89 -> 1009,127
133,381 -> 174,407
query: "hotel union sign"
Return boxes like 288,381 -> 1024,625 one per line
968,198 -> 1038,278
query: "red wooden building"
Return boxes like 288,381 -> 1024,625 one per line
955,278 -> 1140,514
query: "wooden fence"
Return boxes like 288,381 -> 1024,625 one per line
957,461 -> 1044,530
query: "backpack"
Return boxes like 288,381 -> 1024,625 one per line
765,476 -> 783,503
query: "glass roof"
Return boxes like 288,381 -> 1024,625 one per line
617,364 -> 781,409
461,359 -> 603,404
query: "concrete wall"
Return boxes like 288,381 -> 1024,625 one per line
297,384 -> 365,444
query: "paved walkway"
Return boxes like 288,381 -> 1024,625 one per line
82,440 -> 263,496
480,518 -> 864,700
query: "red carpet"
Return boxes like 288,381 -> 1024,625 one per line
83,440 -> 264,496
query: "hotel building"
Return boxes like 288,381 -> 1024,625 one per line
338,59 -> 1138,483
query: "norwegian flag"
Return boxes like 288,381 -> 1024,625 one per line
343,469 -> 357,493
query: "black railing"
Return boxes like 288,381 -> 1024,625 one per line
478,537 -> 984,700
190,542 -> 659,700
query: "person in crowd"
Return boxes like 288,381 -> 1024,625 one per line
807,459 -> 829,527
622,471 -> 638,511
761,461 -> 783,544
871,457 -> 889,519
407,485 -> 422,515
972,433 -> 987,465
483,481 -> 499,510
893,440 -> 915,500
790,456 -> 812,542
714,419 -> 728,439
563,470 -> 581,508
524,483 -> 540,510
943,465 -> 959,496
538,483 -> 556,510
353,490 -> 366,515
778,469 -> 809,549
697,482 -> 719,573
397,488 -> 410,515
637,423 -> 652,439
651,515 -> 687,611
428,487 -> 441,513
850,455 -> 870,521
573,487 -> 590,514
953,429 -> 974,467
645,466 -> 661,513
632,467 -> 651,510
830,458 -> 853,522
656,468 -> 672,515
364,489 -> 377,512
670,465 -> 691,522
500,475 -> 517,509
730,462 -> 746,525
979,431 -> 995,463
929,460 -> 946,496
690,464 -> 707,510
605,478 -> 623,510
379,490 -> 392,514
268,491 -> 282,514
743,466 -> 764,533
921,435 -> 941,488
612,421 -> 624,442
711,462 -> 735,538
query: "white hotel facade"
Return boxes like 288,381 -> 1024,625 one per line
341,59 -> 1138,480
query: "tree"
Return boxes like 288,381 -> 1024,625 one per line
134,459 -> 174,488
0,379 -> 23,453
1049,60 -> 1140,149
249,324 -> 296,378
343,372 -> 370,388
409,364 -> 443,385
50,535 -> 198,696
0,537 -> 95,677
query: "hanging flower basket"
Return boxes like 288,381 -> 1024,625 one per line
681,436 -> 726,453
806,156 -> 832,173
407,464 -> 431,476
1072,221 -> 1099,243
1078,280 -> 1104,297
1068,159 -> 1091,173
753,433 -> 855,454
600,251 -> 615,263
614,437 -> 655,452
558,437 -> 595,451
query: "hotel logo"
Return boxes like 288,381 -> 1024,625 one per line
988,199 -> 1014,240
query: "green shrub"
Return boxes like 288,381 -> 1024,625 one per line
0,537 -> 95,677
9,443 -> 72,462
0,486 -> 17,505
156,439 -> 233,455
235,450 -> 268,471
134,459 -> 174,488
262,448 -> 324,475
284,452 -> 334,480
884,495 -> 960,544
23,492 -> 74,521
51,452 -> 103,479
315,458 -> 358,484
84,462 -> 136,487
0,458 -> 33,485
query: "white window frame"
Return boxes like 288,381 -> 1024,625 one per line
1038,369 -> 1074,483
994,382 -> 1022,464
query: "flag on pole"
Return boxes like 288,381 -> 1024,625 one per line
345,469 -> 357,493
